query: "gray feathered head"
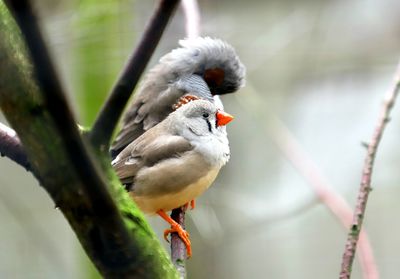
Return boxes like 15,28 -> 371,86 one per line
156,37 -> 246,95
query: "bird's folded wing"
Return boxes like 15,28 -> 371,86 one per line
110,82 -> 183,156
112,129 -> 194,183
139,135 -> 194,166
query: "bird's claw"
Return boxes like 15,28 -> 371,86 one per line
163,223 -> 192,258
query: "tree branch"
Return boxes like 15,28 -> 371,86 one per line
171,207 -> 187,279
182,0 -> 200,39
4,0 -> 125,234
339,62 -> 400,279
236,83 -> 378,279
0,2 -> 178,278
89,0 -> 180,150
268,116 -> 378,279
0,122 -> 30,171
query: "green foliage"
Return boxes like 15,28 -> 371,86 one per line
71,0 -> 135,125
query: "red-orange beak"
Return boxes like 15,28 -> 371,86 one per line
216,110 -> 234,126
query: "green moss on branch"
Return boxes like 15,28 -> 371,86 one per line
0,5 -> 178,278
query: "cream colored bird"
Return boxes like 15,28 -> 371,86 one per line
112,99 -> 234,257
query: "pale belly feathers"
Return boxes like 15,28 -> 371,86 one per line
131,167 -> 220,214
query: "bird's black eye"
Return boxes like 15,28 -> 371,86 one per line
202,112 -> 209,118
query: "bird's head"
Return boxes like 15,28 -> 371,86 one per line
160,37 -> 246,96
173,99 -> 234,138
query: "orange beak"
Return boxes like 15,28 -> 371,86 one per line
216,110 -> 234,126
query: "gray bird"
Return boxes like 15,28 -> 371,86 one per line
110,37 -> 245,158
112,99 -> 234,257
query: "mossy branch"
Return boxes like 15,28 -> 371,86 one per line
0,2 -> 178,278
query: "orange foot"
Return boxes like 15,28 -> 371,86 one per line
157,210 -> 192,258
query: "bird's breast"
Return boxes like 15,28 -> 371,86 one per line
131,167 -> 220,214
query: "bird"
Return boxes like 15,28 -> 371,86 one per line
111,99 -> 234,257
110,37 -> 245,158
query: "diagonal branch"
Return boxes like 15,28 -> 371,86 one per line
1,2 -> 178,277
90,0 -> 180,149
268,116 -> 378,279
339,61 -> 400,279
3,0 -> 122,233
182,0 -> 200,39
0,122 -> 30,171
236,83 -> 378,279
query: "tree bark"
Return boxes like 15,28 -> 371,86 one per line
0,4 -> 178,278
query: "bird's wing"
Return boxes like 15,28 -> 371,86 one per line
110,82 -> 184,157
112,124 -> 194,185
110,75 -> 212,158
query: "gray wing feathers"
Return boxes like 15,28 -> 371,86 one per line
112,125 -> 194,184
140,135 -> 193,166
111,78 -> 184,155
111,76 -> 210,155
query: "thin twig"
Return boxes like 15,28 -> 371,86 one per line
90,0 -> 180,150
268,116 -> 378,279
339,62 -> 400,279
182,0 -> 200,39
170,207 -> 187,279
168,2 -> 200,276
236,84 -> 378,279
0,122 -> 30,171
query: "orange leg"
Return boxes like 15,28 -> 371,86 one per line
157,210 -> 192,258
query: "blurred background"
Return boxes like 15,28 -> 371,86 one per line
1,0 -> 400,278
